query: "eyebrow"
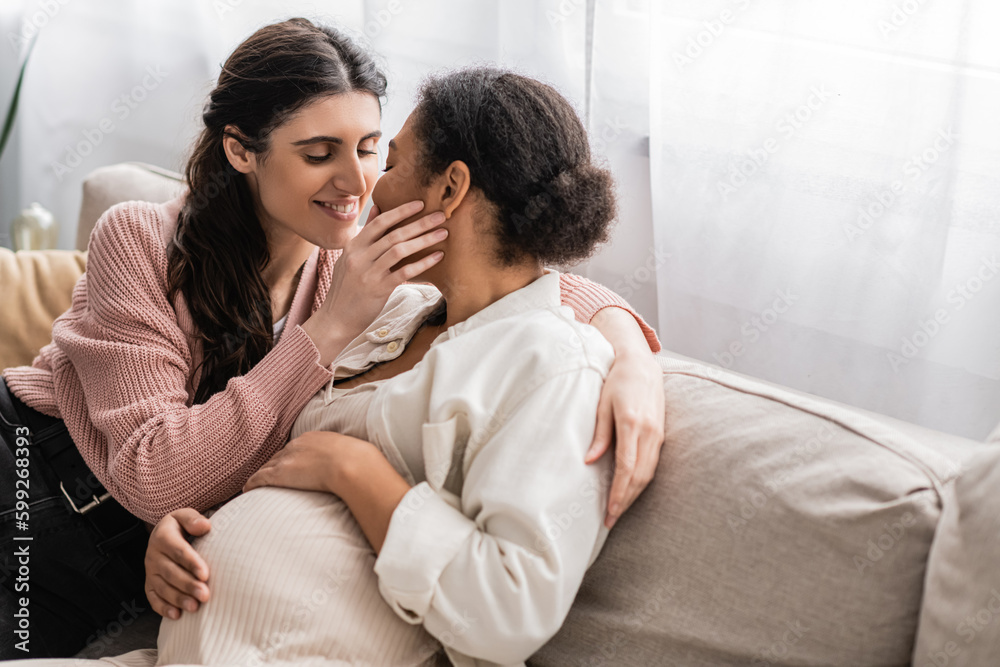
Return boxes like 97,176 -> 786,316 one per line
292,130 -> 382,146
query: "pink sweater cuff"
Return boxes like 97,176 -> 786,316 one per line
559,273 -> 661,353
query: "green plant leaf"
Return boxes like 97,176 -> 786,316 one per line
0,36 -> 38,160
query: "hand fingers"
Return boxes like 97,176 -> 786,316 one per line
158,556 -> 210,604
146,586 -> 181,621
150,572 -> 202,614
390,250 -> 445,283
243,471 -> 265,492
605,412 -> 640,528
160,517 -> 210,581
369,211 -> 447,262
174,508 -> 211,538
610,427 -> 659,529
586,395 -> 615,464
365,204 -> 380,224
244,462 -> 276,492
372,228 -> 449,276
356,200 -> 425,243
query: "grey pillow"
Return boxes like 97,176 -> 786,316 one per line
531,356 -> 961,666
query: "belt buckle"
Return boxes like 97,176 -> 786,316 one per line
60,482 -> 111,514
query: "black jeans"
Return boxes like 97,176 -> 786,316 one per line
0,376 -> 149,658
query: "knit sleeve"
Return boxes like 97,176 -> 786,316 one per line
558,272 -> 661,353
54,203 -> 334,522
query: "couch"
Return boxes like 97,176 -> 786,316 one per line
3,163 -> 999,665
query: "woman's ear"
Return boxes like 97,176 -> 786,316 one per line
439,160 -> 471,219
222,125 -> 256,174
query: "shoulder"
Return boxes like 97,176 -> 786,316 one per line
499,307 -> 615,377
84,198 -> 185,307
88,198 -> 182,268
437,305 -> 614,394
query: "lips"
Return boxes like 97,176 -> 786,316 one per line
314,199 -> 360,222
316,201 -> 357,214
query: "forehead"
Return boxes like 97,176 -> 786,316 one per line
278,92 -> 381,138
388,113 -> 418,151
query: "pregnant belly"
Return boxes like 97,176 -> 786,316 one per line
156,487 -> 439,666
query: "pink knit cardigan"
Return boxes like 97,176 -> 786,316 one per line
3,197 -> 660,522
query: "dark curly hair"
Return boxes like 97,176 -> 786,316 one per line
167,18 -> 386,405
410,67 -> 616,266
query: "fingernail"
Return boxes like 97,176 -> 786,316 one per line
184,599 -> 198,612
433,228 -> 448,239
168,608 -> 180,620
607,516 -> 618,529
431,211 -> 446,222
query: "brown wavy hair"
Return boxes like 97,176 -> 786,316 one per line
167,18 -> 386,404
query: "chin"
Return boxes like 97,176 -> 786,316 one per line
309,227 -> 359,251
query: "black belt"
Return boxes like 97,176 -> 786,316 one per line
0,378 -> 143,547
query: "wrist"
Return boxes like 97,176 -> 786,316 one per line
301,313 -> 356,367
590,307 -> 645,355
325,437 -> 374,495
615,343 -> 653,364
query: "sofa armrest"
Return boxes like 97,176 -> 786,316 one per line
0,248 -> 87,371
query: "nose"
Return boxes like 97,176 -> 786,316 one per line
332,152 -> 367,196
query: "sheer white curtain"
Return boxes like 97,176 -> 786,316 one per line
645,0 -> 1000,438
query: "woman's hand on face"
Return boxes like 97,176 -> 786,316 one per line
304,202 -> 448,366
586,350 -> 666,529
144,508 -> 211,620
243,431 -> 376,496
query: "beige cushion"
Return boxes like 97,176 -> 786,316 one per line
0,248 -> 87,371
531,355 -> 969,666
75,162 -> 185,251
912,448 -> 1000,665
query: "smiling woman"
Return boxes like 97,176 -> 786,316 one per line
219,92 -> 385,330
226,93 -> 383,248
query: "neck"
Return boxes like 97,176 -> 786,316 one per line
260,221 -> 315,291
438,262 -> 545,329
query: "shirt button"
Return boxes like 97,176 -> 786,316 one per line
376,328 -> 389,338
386,341 -> 400,353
